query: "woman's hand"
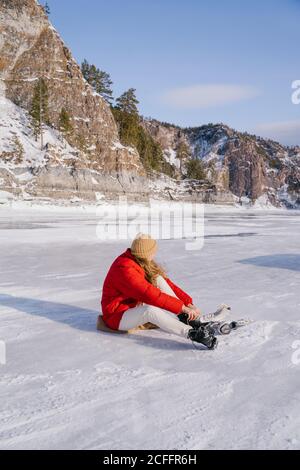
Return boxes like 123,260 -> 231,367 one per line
182,305 -> 200,321
187,304 -> 202,317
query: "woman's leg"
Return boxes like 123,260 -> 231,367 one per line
143,305 -> 192,337
119,275 -> 191,337
156,275 -> 179,298
119,304 -> 192,338
154,275 -> 182,320
119,304 -> 149,331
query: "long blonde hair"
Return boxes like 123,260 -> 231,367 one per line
133,255 -> 166,286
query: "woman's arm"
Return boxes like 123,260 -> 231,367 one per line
164,278 -> 193,306
117,266 -> 185,314
165,278 -> 202,318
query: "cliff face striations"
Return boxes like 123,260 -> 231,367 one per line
0,0 -> 147,201
142,119 -> 300,208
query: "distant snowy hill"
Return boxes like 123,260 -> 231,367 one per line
142,119 -> 300,208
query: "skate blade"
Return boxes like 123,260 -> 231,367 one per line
231,319 -> 252,329
219,323 -> 232,335
208,337 -> 218,350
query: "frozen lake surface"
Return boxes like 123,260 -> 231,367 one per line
0,205 -> 300,449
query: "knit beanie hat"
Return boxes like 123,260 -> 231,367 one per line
130,233 -> 158,260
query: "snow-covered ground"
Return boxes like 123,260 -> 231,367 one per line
0,205 -> 300,450
0,94 -> 78,171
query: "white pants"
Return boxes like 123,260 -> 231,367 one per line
119,276 -> 193,338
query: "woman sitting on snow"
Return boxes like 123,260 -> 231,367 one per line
101,233 -> 218,349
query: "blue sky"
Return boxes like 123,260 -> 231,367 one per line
47,0 -> 300,145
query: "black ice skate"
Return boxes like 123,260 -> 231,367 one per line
188,326 -> 218,350
179,304 -> 231,330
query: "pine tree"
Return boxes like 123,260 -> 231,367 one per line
112,89 -> 140,147
134,125 -> 164,171
42,2 -> 50,15
96,70 -> 113,103
30,78 -> 49,150
112,89 -> 175,175
12,136 -> 25,164
81,59 -> 90,82
112,106 -> 164,173
80,60 -> 113,103
185,158 -> 206,180
112,107 -> 139,147
176,141 -> 190,172
115,88 -> 139,115
58,108 -> 73,140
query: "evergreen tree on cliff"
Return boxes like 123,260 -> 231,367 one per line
115,88 -> 139,115
58,108 -> 73,142
81,59 -> 113,104
176,141 -> 190,172
112,89 -> 165,172
30,78 -> 49,149
113,89 -> 140,146
186,158 -> 206,180
42,2 -> 50,16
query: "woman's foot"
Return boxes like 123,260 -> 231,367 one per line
179,304 -> 231,329
188,326 -> 218,350
178,313 -> 204,330
200,304 -> 231,323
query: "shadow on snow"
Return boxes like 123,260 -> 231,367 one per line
0,293 -> 200,351
238,254 -> 300,272
0,293 -> 97,332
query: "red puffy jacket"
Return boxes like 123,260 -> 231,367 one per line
101,249 -> 193,330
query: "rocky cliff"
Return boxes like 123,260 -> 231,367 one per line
0,0 -> 299,207
0,0 -> 148,201
142,119 -> 300,208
